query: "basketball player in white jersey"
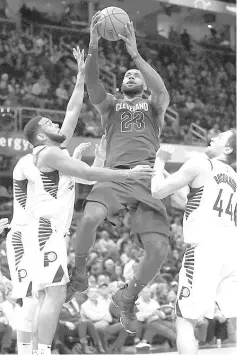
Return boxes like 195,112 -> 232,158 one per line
151,128 -> 237,354
5,46 -> 93,355
6,153 -> 39,355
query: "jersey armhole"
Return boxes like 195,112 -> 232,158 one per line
207,158 -> 213,170
33,146 -> 48,167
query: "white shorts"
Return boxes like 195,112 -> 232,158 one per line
33,217 -> 69,292
6,217 -> 69,298
176,241 -> 237,320
6,226 -> 38,299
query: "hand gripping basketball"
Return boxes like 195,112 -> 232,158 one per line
90,11 -> 102,45
118,21 -> 138,58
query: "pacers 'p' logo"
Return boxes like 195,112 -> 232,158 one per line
44,251 -> 57,267
179,286 -> 190,300
18,269 -> 27,282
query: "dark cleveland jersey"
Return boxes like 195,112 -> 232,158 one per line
104,97 -> 161,168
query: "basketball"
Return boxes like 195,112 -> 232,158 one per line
98,7 -> 130,41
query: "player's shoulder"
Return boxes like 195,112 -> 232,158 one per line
184,154 -> 213,172
15,154 -> 33,169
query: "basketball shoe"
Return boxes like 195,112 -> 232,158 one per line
65,267 -> 88,303
111,284 -> 139,334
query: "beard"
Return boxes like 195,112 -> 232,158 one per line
46,131 -> 66,144
121,83 -> 144,97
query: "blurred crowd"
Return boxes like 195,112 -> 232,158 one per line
0,24 -> 235,143
0,208 -> 236,354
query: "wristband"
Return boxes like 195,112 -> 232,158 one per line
89,44 -> 98,50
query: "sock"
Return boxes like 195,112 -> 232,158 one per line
38,343 -> 51,355
17,342 -> 32,355
123,277 -> 147,298
75,253 -> 88,274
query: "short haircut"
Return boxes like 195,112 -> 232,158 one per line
227,129 -> 236,164
24,116 -> 43,146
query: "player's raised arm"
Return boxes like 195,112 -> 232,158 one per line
85,11 -> 115,126
60,46 -> 85,147
41,146 -> 153,183
119,22 -> 169,126
151,147 -> 199,199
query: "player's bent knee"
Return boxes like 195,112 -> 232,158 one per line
143,239 -> 169,259
46,284 -> 66,305
82,202 -> 107,227
176,315 -> 197,330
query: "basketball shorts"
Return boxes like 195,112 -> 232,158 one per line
6,226 -> 38,299
33,217 -> 69,292
176,240 -> 237,320
85,176 -> 169,243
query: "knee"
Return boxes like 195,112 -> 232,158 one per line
46,285 -> 66,306
143,240 -> 169,260
81,204 -> 106,229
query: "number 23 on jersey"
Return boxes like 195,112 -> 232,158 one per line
121,111 -> 145,132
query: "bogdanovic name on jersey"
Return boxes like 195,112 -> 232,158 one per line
214,173 -> 237,192
116,102 -> 149,112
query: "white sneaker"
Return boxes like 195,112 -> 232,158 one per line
135,341 -> 151,351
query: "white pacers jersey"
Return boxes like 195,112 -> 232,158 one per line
183,159 -> 237,244
32,146 -> 75,235
11,154 -> 38,228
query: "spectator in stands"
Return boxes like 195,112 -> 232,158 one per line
81,287 -> 112,352
0,80 -> 8,105
56,82 -> 69,108
56,295 -> 102,354
135,287 -> 176,351
97,231 -> 116,255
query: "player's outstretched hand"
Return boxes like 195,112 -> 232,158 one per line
73,142 -> 92,160
94,135 -> 107,160
73,46 -> 85,74
118,21 -> 138,58
156,146 -> 174,162
0,218 -> 9,234
128,165 -> 154,180
90,11 -> 102,45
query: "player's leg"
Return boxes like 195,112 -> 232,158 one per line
176,316 -> 198,354
36,285 -> 66,354
75,202 -> 107,275
66,202 -> 107,301
35,226 -> 69,354
32,290 -> 46,351
67,182 -> 126,301
215,242 -> 237,343
17,296 -> 38,355
112,204 -> 169,333
175,243 -> 220,354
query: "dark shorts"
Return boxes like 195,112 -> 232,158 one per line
85,176 -> 170,241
